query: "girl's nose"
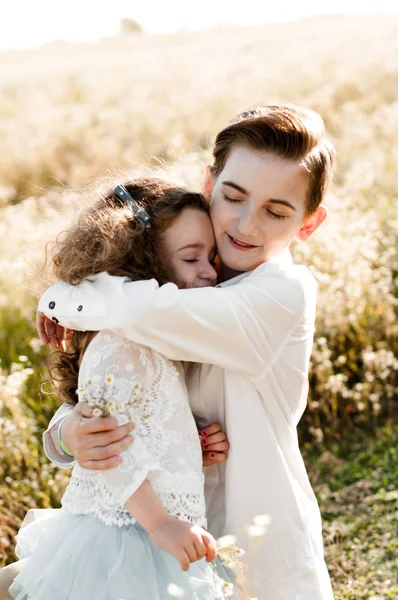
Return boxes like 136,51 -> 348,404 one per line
201,262 -> 217,284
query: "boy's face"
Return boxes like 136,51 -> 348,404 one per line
207,145 -> 327,273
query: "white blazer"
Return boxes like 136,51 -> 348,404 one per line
41,252 -> 334,600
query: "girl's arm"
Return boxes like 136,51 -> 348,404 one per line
125,479 -> 174,532
126,480 -> 217,571
39,264 -> 315,379
78,335 -> 216,568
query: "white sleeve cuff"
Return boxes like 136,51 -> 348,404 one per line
43,414 -> 75,469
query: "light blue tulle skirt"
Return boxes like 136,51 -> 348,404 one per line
9,509 -> 238,600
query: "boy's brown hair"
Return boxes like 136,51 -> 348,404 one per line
212,104 -> 336,214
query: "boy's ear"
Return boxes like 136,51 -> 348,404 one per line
203,166 -> 213,201
296,205 -> 328,242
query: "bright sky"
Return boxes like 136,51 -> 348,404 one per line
0,0 -> 396,51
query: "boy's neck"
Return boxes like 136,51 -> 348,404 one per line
218,248 -> 292,283
218,264 -> 245,284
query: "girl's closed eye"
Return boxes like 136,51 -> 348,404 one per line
183,255 -> 216,266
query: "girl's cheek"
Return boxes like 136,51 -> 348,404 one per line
174,264 -> 188,284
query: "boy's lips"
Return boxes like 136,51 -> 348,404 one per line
227,234 -> 259,251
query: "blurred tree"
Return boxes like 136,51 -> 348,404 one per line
120,17 -> 143,35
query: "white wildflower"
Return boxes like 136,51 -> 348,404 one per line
28,338 -> 42,353
167,583 -> 185,597
217,534 -> 237,548
223,582 -> 234,596
90,385 -> 102,399
126,406 -> 136,420
246,525 -> 267,539
107,401 -> 117,415
253,514 -> 271,528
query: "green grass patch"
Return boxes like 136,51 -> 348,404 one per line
303,425 -> 398,599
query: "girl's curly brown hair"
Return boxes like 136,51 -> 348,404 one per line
47,177 -> 209,406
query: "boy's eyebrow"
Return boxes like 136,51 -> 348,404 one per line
223,181 -> 296,211
222,181 -> 247,194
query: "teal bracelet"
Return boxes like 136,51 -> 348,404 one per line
58,420 -> 74,458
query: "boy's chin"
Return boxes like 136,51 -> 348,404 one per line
221,255 -> 264,274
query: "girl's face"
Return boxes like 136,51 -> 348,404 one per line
207,145 -> 326,274
162,208 -> 217,289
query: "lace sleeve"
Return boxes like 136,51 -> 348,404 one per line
78,332 -> 162,507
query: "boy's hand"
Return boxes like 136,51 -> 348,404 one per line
61,402 -> 135,470
150,517 -> 217,571
200,422 -> 229,467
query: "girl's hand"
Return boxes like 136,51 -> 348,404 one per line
200,422 -> 230,467
36,310 -> 67,350
61,402 -> 135,470
150,517 -> 217,571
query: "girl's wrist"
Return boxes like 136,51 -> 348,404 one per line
126,494 -> 173,534
147,513 -> 175,535
58,418 -> 74,457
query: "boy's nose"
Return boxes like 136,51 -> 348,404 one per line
237,209 -> 260,237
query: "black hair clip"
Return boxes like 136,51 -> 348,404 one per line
114,184 -> 151,229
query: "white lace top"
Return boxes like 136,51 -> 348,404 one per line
61,330 -> 207,529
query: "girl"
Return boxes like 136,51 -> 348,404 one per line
38,104 -> 337,599
8,178 -> 238,600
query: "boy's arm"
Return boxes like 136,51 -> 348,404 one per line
38,266 -> 312,379
44,401 -> 135,470
45,405 -> 227,471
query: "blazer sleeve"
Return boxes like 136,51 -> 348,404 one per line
38,267 -> 311,379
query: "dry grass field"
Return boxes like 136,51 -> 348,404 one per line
0,12 -> 397,598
